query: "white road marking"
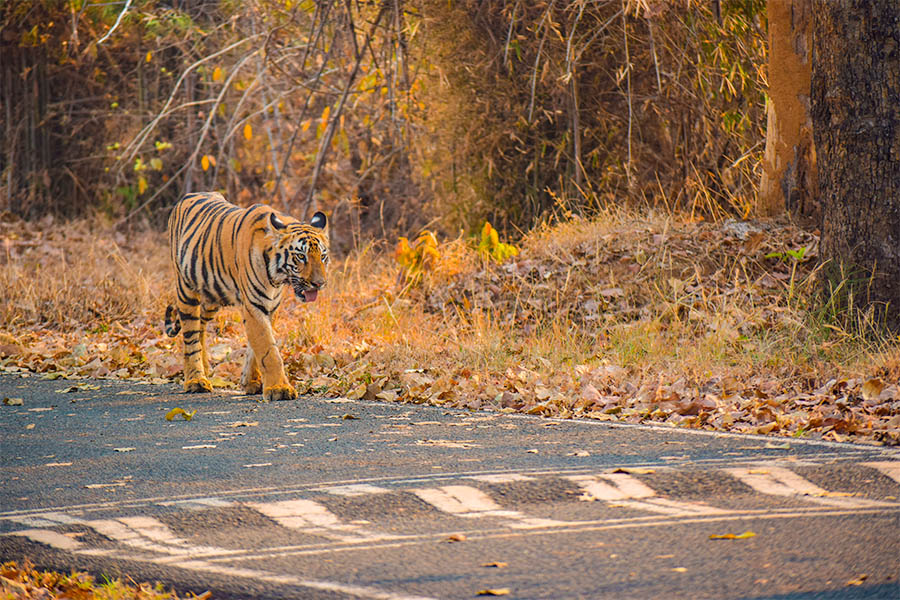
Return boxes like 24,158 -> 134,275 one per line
566,473 -> 727,515
468,474 -> 535,483
157,497 -> 233,509
862,461 -> 900,485
197,505 -> 900,563
85,517 -> 230,557
247,499 -> 395,541
411,485 -> 572,529
724,465 -> 893,508
7,511 -> 82,528
6,516 -> 234,559
567,473 -> 656,500
9,529 -> 83,551
321,484 -> 391,497
0,455 -> 875,519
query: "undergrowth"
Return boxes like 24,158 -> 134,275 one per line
0,208 -> 898,444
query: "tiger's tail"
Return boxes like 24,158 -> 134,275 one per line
164,305 -> 181,337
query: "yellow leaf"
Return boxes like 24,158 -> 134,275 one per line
301,119 -> 311,132
138,176 -> 147,195
243,123 -> 253,141
709,531 -> 756,540
165,407 -> 196,421
476,590 -> 510,597
320,105 -> 331,127
145,51 -> 152,63
212,66 -> 224,82
208,375 -> 229,388
149,158 -> 163,171
201,155 -> 210,171
670,567 -> 687,573
444,533 -> 467,543
481,562 -> 508,568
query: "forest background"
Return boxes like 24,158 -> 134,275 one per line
1,0 -> 898,445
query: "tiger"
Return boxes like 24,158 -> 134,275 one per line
164,192 -> 329,401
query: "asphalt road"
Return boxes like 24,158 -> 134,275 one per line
1,371 -> 899,599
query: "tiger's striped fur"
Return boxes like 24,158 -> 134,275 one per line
165,192 -> 328,401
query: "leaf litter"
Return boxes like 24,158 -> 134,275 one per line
1,214 -> 898,445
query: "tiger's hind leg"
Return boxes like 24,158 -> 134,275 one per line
177,296 -> 213,393
199,304 -> 219,377
240,347 -> 263,395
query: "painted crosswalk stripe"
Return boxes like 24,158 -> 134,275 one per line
8,515 -> 234,559
410,485 -> 572,529
84,517 -> 228,556
724,465 -> 893,508
9,529 -> 83,551
861,461 -> 900,485
565,473 -> 727,516
6,511 -> 81,528
247,499 -> 395,541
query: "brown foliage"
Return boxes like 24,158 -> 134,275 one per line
1,0 -> 767,243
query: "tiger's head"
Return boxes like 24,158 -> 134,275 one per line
268,210 -> 329,303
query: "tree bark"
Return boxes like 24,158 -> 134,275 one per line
759,0 -> 817,219
811,0 -> 900,329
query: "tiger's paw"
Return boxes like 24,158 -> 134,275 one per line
184,377 -> 213,393
242,379 -> 263,395
263,383 -> 297,402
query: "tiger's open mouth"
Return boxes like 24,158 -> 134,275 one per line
291,280 -> 318,302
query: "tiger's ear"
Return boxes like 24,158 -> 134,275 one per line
269,212 -> 288,231
310,211 -> 327,229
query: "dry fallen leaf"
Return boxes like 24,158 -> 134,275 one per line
166,407 -> 196,421
481,562 -> 508,569
671,567 -> 687,573
709,531 -> 756,540
3,397 -> 23,406
229,421 -> 258,427
476,589 -> 510,596
114,447 -> 135,452
445,533 -> 467,543
861,378 -> 884,402
846,574 -> 868,586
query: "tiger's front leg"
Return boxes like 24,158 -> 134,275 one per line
241,306 -> 296,401
178,299 -> 213,393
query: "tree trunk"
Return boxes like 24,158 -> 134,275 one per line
759,0 -> 818,219
811,0 -> 900,329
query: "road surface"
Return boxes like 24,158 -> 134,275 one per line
1,372 -> 899,599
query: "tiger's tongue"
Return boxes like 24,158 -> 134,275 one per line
302,289 -> 318,303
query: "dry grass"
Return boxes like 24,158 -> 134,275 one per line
1,559 -> 209,599
0,208 -> 898,444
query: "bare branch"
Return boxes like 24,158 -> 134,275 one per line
96,0 -> 132,45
